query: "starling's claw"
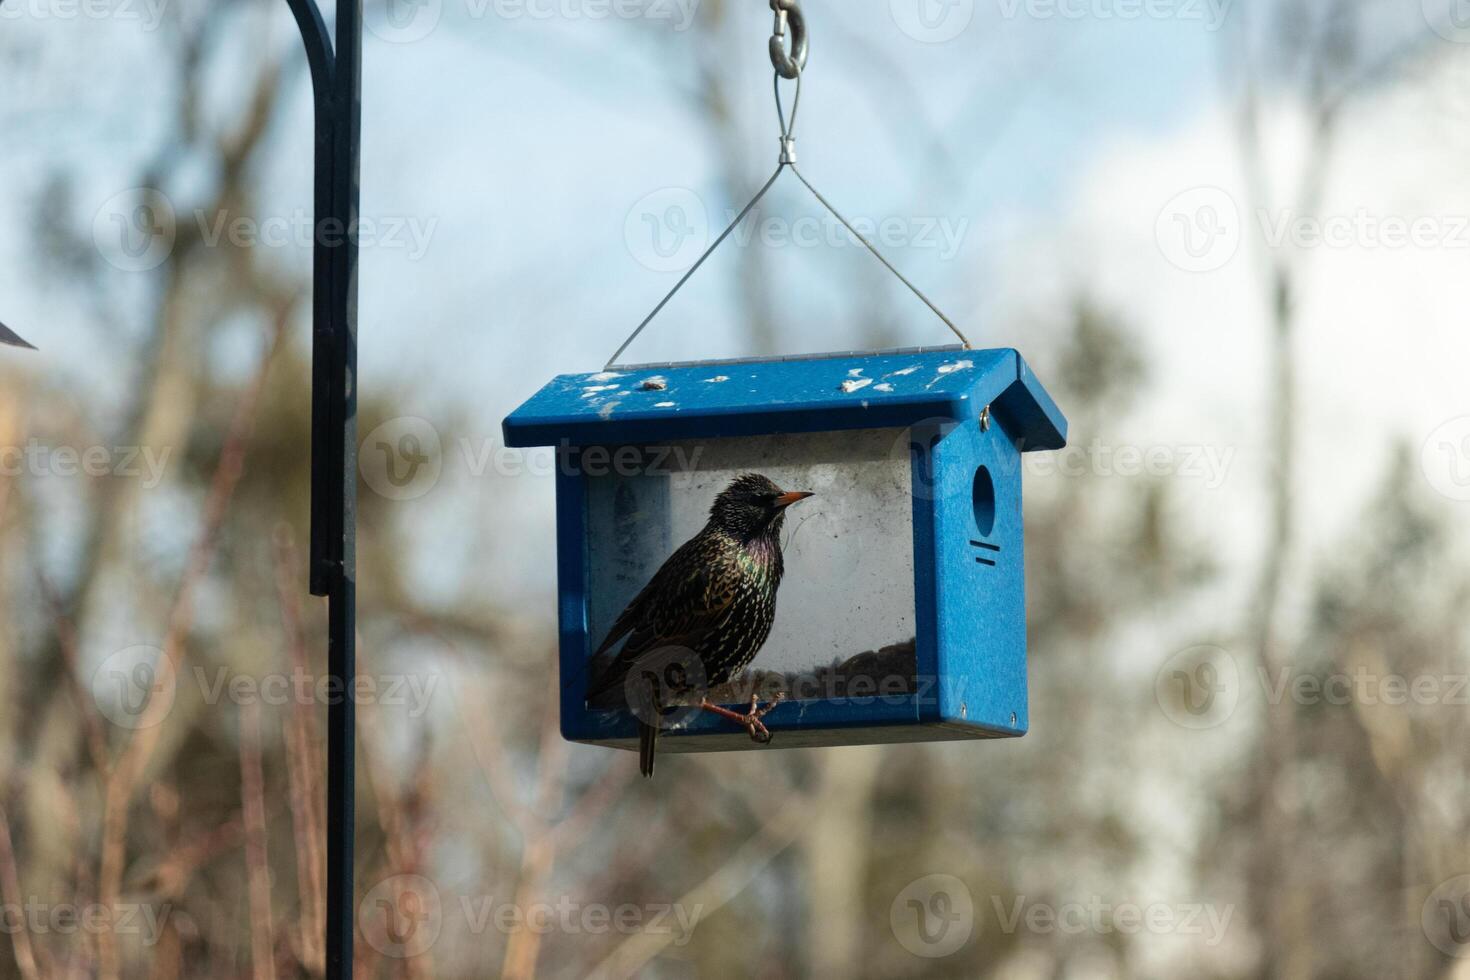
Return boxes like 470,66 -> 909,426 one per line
700,692 -> 787,745
750,692 -> 785,722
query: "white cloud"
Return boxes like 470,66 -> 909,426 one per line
1000,67 -> 1470,627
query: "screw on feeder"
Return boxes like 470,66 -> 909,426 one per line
603,0 -> 972,370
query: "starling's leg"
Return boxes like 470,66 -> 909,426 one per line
699,693 -> 787,744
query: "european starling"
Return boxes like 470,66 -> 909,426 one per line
588,473 -> 814,777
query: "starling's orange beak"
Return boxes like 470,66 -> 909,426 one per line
774,491 -> 815,509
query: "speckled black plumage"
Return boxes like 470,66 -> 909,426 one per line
588,473 -> 812,777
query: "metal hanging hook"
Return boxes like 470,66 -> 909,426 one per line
769,0 -> 808,80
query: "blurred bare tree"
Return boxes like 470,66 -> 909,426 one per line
1223,2 -> 1454,978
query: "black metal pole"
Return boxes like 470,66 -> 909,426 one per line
325,0 -> 361,975
284,0 -> 360,976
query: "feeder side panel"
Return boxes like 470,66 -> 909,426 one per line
555,459 -> 595,743
908,421 -> 947,727
932,418 -> 1029,736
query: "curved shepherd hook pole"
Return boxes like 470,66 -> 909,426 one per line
283,0 -> 361,977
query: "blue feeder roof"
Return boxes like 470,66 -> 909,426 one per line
503,347 -> 1067,450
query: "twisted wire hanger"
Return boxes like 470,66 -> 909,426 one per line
605,0 -> 972,370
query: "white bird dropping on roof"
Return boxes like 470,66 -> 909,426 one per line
581,384 -> 621,399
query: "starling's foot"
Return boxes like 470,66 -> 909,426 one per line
700,693 -> 786,744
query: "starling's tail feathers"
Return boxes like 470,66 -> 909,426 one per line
639,721 -> 658,778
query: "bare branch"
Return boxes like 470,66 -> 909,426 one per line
239,699 -> 277,980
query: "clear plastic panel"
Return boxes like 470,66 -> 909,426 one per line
585,428 -> 917,704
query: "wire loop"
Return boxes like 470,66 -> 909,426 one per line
774,71 -> 801,163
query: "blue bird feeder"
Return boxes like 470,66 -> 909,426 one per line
502,346 -> 1068,757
